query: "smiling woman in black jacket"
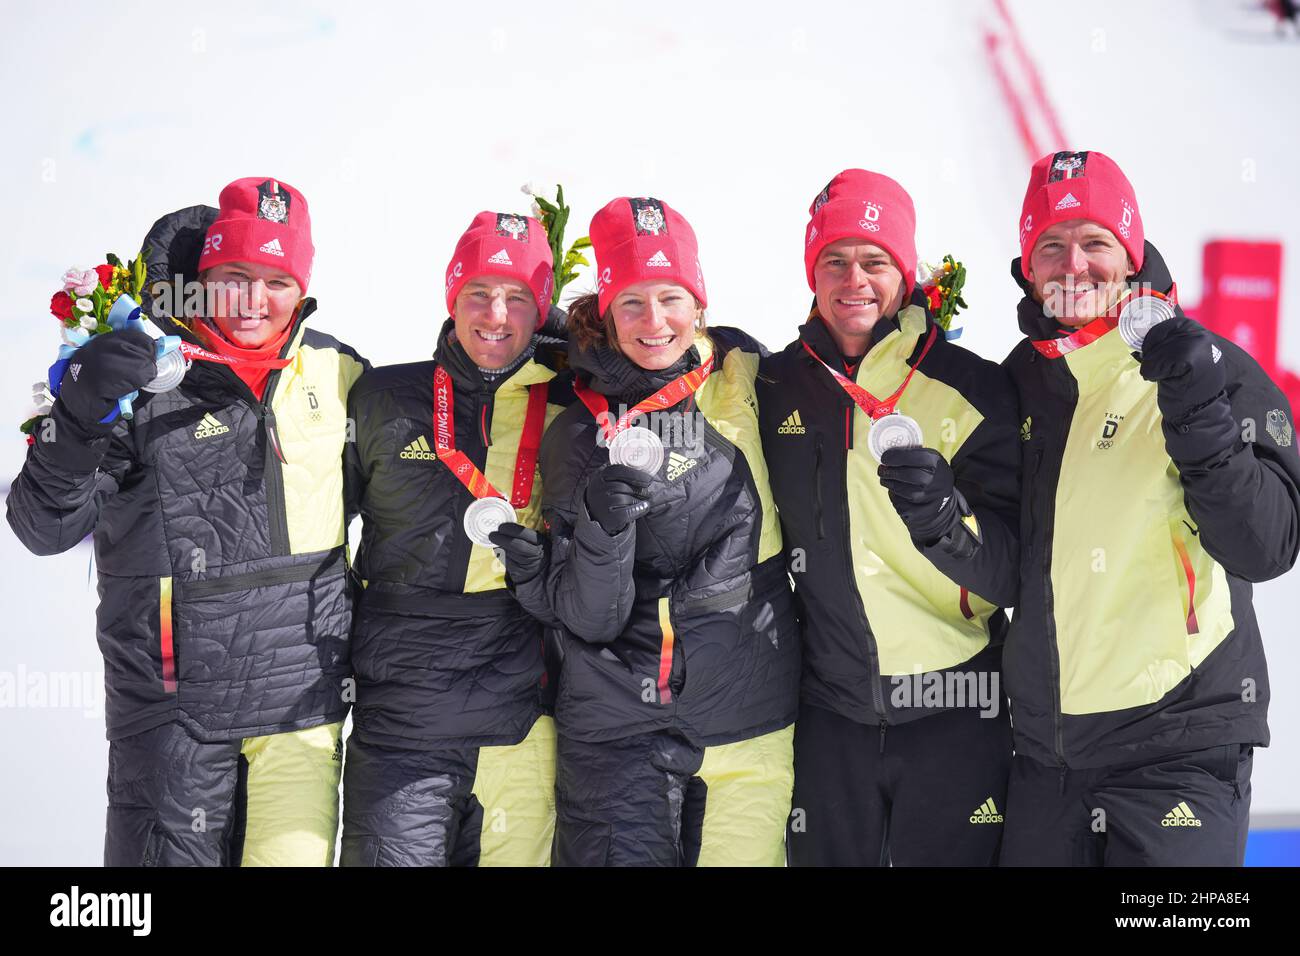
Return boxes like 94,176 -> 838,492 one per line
492,196 -> 800,866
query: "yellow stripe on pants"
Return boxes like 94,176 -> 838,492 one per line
471,715 -> 557,867
239,721 -> 343,867
696,723 -> 795,866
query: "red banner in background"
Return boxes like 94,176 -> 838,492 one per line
1188,239 -> 1298,410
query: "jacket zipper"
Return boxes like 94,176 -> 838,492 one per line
181,546 -> 345,597
839,404 -> 886,727
257,400 -> 291,555
1030,355 -> 1069,773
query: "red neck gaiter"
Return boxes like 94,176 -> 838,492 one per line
195,319 -> 296,400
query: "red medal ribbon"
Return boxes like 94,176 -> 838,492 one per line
432,364 -> 548,507
802,326 -> 938,421
1029,314 -> 1117,359
177,341 -> 295,369
573,353 -> 716,440
1030,287 -> 1177,359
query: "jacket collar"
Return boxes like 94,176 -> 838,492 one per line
433,318 -> 554,394
798,301 -> 930,379
570,331 -> 713,403
797,287 -> 931,370
1011,239 -> 1171,341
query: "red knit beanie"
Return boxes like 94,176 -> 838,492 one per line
198,177 -> 313,292
804,169 -> 917,294
589,197 -> 707,314
444,211 -> 554,326
1018,150 -> 1144,278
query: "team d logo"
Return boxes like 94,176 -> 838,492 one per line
1119,199 -> 1134,239
859,201 -> 881,231
257,180 -> 291,223
630,198 -> 667,236
1097,412 -> 1124,450
495,213 -> 529,240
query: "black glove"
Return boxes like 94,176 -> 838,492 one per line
488,522 -> 546,585
1138,316 -> 1226,424
878,446 -> 964,545
584,463 -> 656,535
56,328 -> 157,429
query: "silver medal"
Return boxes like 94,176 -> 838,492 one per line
143,348 -> 191,393
1118,295 -> 1176,352
463,496 -> 518,547
868,413 -> 924,463
607,427 -> 665,474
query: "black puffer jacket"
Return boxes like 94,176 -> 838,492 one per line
758,298 -> 1020,727
345,320 -> 573,749
7,205 -> 368,742
513,328 -> 800,746
1003,242 -> 1299,768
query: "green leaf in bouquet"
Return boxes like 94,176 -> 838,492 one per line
106,252 -> 122,268
131,249 -> 147,294
20,415 -> 44,436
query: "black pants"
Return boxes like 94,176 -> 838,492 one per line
340,717 -> 555,867
999,744 -> 1253,866
787,702 -> 1012,866
553,725 -> 794,866
105,719 -> 342,867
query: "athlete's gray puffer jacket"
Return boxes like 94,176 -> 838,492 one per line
513,327 -> 800,746
6,204 -> 368,742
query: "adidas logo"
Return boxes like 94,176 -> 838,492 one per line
969,798 -> 1004,824
194,412 -> 230,439
1020,416 -> 1032,442
487,248 -> 513,266
646,250 -> 672,268
778,410 -> 806,435
1161,801 -> 1202,827
69,363 -> 81,382
259,237 -> 285,257
1211,344 -> 1222,364
666,451 -> 697,481
399,435 -> 437,461
1054,192 -> 1081,211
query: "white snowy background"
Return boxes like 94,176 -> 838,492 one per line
2,0 -> 1297,864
